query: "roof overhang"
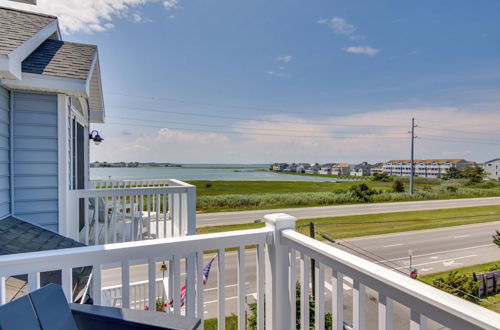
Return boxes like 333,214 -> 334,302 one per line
86,54 -> 105,123
0,52 -> 105,124
0,20 -> 59,80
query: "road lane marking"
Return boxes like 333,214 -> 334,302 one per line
453,235 -> 470,239
394,255 -> 477,270
383,243 -> 403,248
204,282 -> 249,292
379,244 -> 493,263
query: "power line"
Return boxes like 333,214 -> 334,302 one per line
109,92 -> 375,119
419,125 -> 500,137
419,137 -> 500,146
106,120 -> 410,139
108,115 -> 408,137
107,104 -> 407,128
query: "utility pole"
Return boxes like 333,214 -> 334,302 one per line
309,222 -> 316,299
410,118 -> 416,194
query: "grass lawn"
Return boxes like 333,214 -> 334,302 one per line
197,205 -> 500,239
187,180 -> 399,196
419,261 -> 500,313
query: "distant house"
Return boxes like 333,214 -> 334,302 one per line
484,159 -> 500,180
283,163 -> 298,172
382,159 -> 473,178
272,163 -> 288,171
350,162 -> 372,176
295,163 -> 309,173
305,163 -> 320,175
332,163 -> 350,176
318,164 -> 333,175
370,163 -> 384,175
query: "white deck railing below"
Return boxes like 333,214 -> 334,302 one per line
68,179 -> 196,245
0,213 -> 499,329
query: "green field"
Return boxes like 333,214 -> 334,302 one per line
198,205 -> 500,239
187,179 -> 436,196
419,261 -> 500,313
186,179 -> 500,212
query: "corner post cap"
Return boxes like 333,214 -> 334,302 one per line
264,213 -> 296,230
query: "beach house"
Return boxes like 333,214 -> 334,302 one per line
0,4 -> 498,330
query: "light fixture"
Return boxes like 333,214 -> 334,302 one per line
89,130 -> 104,145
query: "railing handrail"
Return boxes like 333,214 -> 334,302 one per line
282,229 -> 500,330
0,227 -> 272,277
88,179 -> 194,188
70,186 -> 192,198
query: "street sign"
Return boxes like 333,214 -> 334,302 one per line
410,267 -> 418,279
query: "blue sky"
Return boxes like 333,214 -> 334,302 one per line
3,0 -> 500,163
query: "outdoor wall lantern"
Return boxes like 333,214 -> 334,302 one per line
89,130 -> 104,145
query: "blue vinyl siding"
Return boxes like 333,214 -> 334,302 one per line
13,92 -> 58,232
0,86 -> 9,219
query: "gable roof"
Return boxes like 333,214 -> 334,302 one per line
0,6 -> 56,55
22,39 -> 97,80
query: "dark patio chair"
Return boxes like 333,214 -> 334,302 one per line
0,283 -> 200,330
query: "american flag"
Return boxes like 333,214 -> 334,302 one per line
170,256 -> 216,307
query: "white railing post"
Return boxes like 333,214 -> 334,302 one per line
264,213 -> 296,330
186,185 -> 197,236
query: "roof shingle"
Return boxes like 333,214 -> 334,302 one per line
0,6 -> 56,55
22,39 -> 97,80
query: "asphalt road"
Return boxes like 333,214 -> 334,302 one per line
196,197 -> 500,227
101,220 -> 500,329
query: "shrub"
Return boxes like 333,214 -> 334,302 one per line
432,271 -> 480,303
392,180 -> 405,193
372,173 -> 392,182
205,183 -> 212,188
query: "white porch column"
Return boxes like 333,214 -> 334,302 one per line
264,213 -> 296,330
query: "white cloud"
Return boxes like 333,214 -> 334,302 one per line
0,0 -> 162,34
91,107 -> 500,163
276,55 -> 293,63
319,17 -> 361,40
163,0 -> 181,10
343,46 -> 379,56
266,71 -> 291,79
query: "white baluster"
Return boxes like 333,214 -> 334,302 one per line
94,197 -> 99,245
196,251 -> 205,324
301,253 -> 310,330
62,267 -> 73,302
186,253 -> 196,317
237,246 -> 246,330
122,260 -> 130,308
112,196 -> 117,243
0,276 -> 5,305
172,254 -> 181,314
84,197 -> 89,245
148,258 -> 156,312
217,248 -> 225,330
92,264 -> 102,305
353,280 -> 366,330
332,270 -> 344,330
28,272 -> 40,292
315,262 -> 325,330
256,243 -> 265,330
378,294 -> 393,330
121,196 -> 126,242
156,194 -> 160,238
289,248 -> 297,329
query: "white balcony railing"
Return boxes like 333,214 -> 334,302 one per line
67,179 -> 196,245
1,214 -> 499,329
